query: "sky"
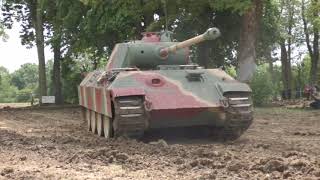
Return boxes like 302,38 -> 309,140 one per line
0,23 -> 53,73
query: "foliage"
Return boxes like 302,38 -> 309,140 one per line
210,0 -> 252,13
0,22 -> 9,41
250,64 -> 276,106
304,0 -> 320,28
256,0 -> 279,64
11,63 -> 38,90
293,55 -> 312,87
15,87 -> 33,102
1,0 -> 319,104
0,64 -> 39,103
61,57 -> 85,104
225,66 -> 237,78
0,66 -> 17,102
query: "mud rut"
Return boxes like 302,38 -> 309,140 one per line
0,107 -> 320,179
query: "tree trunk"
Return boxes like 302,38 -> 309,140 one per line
197,42 -> 210,68
265,46 -> 275,82
280,40 -> 292,99
35,0 -> 47,102
53,37 -> 63,105
302,0 -> 319,86
237,0 -> 263,83
310,27 -> 319,85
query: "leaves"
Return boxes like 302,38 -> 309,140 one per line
11,63 -> 38,90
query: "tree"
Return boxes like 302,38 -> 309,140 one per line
34,0 -> 47,99
2,0 -> 47,102
0,23 -> 4,37
0,23 -> 9,41
43,0 -> 64,104
237,0 -> 263,82
273,0 -> 302,99
302,0 -> 319,86
11,63 -> 38,90
0,66 -> 17,103
0,66 -> 10,86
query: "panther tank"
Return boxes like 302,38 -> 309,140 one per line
79,27 -> 253,140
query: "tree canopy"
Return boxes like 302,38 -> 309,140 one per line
1,0 -> 320,105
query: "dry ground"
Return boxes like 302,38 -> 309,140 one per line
0,103 -> 31,109
0,107 -> 320,179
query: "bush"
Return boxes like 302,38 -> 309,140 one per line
250,64 -> 276,106
0,86 -> 17,103
15,88 -> 34,102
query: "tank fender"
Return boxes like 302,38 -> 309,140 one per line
216,82 -> 252,95
110,87 -> 145,99
109,88 -> 146,118
78,86 -> 113,118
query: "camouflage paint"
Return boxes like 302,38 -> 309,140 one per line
79,28 -> 252,129
79,71 -> 112,117
79,68 -> 250,122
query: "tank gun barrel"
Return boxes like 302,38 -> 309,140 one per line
159,27 -> 221,58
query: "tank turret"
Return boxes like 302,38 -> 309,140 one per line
159,28 -> 221,59
105,27 -> 221,70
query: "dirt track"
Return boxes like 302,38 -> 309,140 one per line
0,107 -> 320,179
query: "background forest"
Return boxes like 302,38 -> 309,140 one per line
0,0 -> 319,106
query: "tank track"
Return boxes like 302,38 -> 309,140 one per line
113,96 -> 148,138
222,93 -> 253,140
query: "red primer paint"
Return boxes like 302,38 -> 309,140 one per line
106,90 -> 112,116
95,88 -> 102,113
141,32 -> 160,42
86,87 -> 93,110
111,88 -> 145,98
80,86 -> 85,106
130,72 -> 211,110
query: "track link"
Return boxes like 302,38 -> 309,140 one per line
113,96 -> 147,138
223,93 -> 253,140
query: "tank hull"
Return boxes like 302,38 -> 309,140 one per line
79,68 -> 253,139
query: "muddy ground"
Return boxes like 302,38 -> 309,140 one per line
0,107 -> 320,179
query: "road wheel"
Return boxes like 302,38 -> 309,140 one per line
91,111 -> 97,134
96,113 -> 104,137
103,115 -> 113,139
85,109 -> 91,131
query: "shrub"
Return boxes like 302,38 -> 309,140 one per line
15,88 -> 34,102
250,64 -> 275,106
